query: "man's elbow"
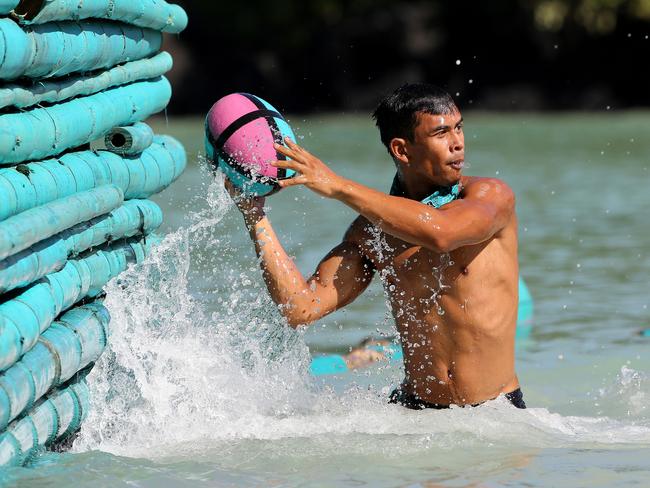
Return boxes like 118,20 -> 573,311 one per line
280,291 -> 337,328
422,234 -> 454,253
282,304 -> 320,329
285,313 -> 311,329
422,232 -> 485,253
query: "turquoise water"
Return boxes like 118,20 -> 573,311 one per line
3,112 -> 650,486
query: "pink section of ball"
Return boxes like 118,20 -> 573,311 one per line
206,93 -> 257,135
206,93 -> 279,179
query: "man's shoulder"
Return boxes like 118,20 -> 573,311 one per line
461,176 -> 515,206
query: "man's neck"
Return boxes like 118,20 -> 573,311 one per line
395,172 -> 455,201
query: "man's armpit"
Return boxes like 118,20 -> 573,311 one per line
343,217 -> 376,274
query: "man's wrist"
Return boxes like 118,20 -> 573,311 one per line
331,175 -> 352,201
243,208 -> 266,227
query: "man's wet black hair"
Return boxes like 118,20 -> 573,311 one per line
372,83 -> 457,154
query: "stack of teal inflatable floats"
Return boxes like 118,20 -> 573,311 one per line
0,0 -> 187,466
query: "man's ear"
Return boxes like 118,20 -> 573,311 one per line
389,138 -> 409,164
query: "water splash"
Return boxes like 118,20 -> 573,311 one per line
597,365 -> 648,418
75,169 -> 313,456
72,166 -> 650,462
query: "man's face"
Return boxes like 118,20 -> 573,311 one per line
404,109 -> 465,186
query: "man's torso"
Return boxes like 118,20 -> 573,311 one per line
350,177 -> 520,405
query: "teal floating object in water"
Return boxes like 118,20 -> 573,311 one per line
0,0 -> 18,14
309,354 -> 348,375
0,185 -> 124,261
0,374 -> 90,466
0,238 -> 153,372
14,0 -> 188,34
0,77 -> 172,165
0,302 -> 109,431
0,51 -> 173,110
0,200 -> 162,293
105,122 -> 155,155
0,136 -> 185,221
0,18 -> 162,80
310,277 -> 535,376
516,276 -> 534,339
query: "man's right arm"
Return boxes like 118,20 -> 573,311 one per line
243,208 -> 374,328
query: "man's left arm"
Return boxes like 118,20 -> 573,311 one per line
272,139 -> 514,253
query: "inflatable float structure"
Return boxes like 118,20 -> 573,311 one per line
0,0 -> 187,466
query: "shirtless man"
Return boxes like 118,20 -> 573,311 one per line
226,83 -> 525,409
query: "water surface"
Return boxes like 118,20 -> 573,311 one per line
3,111 -> 650,487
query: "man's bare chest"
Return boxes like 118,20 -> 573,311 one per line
358,229 -> 468,294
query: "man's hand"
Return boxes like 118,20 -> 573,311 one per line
224,176 -> 266,227
271,137 -> 345,198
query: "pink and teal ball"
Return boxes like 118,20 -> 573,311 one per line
205,93 -> 297,196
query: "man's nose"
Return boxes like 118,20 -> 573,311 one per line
450,132 -> 464,152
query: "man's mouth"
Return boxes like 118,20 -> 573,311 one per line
449,159 -> 464,170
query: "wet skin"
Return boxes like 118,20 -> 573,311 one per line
350,188 -> 519,404
227,109 -> 520,406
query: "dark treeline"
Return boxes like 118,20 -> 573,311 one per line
167,0 -> 650,114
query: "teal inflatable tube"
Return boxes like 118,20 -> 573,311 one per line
517,276 -> 534,338
0,238 -> 154,372
0,18 -> 162,80
0,185 -> 124,261
0,199 -> 162,293
309,354 -> 348,375
0,51 -> 173,110
0,302 -> 108,430
0,0 -> 18,14
105,122 -> 154,155
0,77 -> 172,165
15,0 -> 188,34
0,136 -> 185,221
310,343 -> 403,376
310,277 -> 535,376
0,375 -> 90,467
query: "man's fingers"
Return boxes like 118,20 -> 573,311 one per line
274,142 -> 300,161
278,175 -> 307,188
284,137 -> 314,157
276,137 -> 312,160
283,136 -> 303,152
270,159 -> 300,170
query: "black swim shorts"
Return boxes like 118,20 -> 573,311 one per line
389,387 -> 527,410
